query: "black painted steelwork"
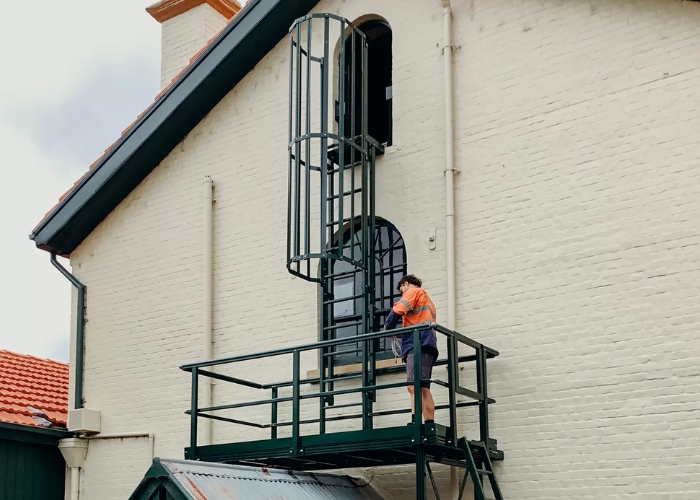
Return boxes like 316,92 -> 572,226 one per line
286,14 -> 385,434
181,323 -> 504,500
276,13 -> 504,500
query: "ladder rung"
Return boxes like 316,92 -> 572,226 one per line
322,321 -> 362,330
323,294 -> 363,305
327,188 -> 362,201
326,218 -> 354,228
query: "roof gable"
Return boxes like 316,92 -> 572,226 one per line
30,0 -> 320,255
129,458 -> 384,500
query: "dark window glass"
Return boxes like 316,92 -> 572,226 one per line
329,221 -> 406,365
339,20 -> 393,149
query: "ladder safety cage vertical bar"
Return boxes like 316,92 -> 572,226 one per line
337,19 -> 346,255
294,22 -> 303,269
360,32 -> 370,430
287,32 -> 294,270
319,15 -> 331,416
305,17 -> 313,278
319,15 -> 329,269
349,26 -> 356,252
368,143 -> 377,406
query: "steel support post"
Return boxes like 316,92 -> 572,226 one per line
189,367 -> 198,459
416,445 -> 427,500
292,350 -> 301,455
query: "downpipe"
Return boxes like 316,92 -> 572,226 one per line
70,467 -> 80,500
440,0 -> 460,498
202,176 -> 214,445
51,253 -> 85,410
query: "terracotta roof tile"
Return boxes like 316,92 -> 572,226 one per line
0,350 -> 69,429
35,6 -> 245,244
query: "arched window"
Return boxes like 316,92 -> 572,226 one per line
329,221 -> 406,365
339,19 -> 393,149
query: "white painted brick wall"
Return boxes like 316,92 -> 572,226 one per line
66,0 -> 700,498
159,4 -> 227,88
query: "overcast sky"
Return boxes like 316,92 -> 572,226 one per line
0,0 -> 162,361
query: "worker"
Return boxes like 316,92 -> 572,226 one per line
384,274 -> 438,424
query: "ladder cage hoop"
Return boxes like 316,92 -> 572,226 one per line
287,13 -> 379,282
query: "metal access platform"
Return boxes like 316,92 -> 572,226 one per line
181,324 -> 505,500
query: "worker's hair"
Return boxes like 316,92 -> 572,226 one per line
397,274 -> 422,291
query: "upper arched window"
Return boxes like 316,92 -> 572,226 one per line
339,19 -> 393,149
328,220 -> 406,365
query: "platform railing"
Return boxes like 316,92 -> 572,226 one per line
181,323 -> 498,459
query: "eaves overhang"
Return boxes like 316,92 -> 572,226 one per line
30,0 -> 320,256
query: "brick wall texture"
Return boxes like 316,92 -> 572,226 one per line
65,0 -> 700,498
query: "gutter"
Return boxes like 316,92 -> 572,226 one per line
50,253 -> 85,410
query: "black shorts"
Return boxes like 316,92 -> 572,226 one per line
405,348 -> 437,388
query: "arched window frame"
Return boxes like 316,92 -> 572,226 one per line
327,220 -> 406,365
336,17 -> 393,150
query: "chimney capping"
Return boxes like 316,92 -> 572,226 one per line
146,0 -> 242,24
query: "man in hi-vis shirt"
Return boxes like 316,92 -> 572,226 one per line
384,275 -> 438,424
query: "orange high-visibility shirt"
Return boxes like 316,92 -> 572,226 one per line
392,287 -> 437,328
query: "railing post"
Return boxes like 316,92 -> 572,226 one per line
476,346 -> 490,445
190,367 -> 199,459
446,335 -> 458,445
271,386 -> 278,440
292,350 -> 301,455
362,327 -> 371,430
318,342 -> 326,435
413,328 -> 422,446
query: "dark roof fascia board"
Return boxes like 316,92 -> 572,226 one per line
0,421 -> 72,446
31,0 -> 320,255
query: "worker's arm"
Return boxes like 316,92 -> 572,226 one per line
385,289 -> 418,331
384,310 -> 401,331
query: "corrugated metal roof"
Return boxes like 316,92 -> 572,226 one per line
133,458 -> 384,500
